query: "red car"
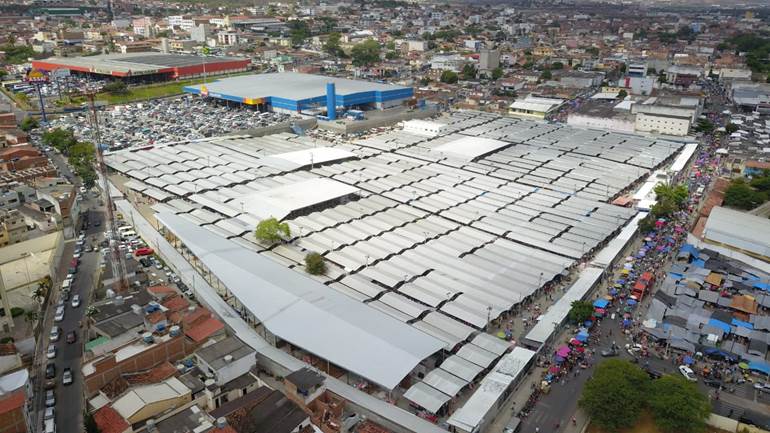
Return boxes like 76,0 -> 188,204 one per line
134,247 -> 154,257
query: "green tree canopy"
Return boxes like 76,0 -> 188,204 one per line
491,67 -> 504,81
568,300 -> 593,323
324,32 -> 344,57
461,63 -> 477,80
440,70 -> 458,84
42,128 -> 78,154
694,118 -> 715,134
579,360 -> 651,432
724,178 -> 767,210
540,70 -> 552,80
654,183 -> 689,207
551,61 -> 564,70
254,217 -> 291,244
725,123 -> 739,134
19,117 -> 38,132
102,81 -> 128,95
648,375 -> 710,433
351,40 -> 381,67
289,20 -> 310,46
305,252 -> 326,275
618,89 -> 628,99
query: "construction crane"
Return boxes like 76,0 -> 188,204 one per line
81,88 -> 129,294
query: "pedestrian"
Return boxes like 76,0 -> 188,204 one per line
572,417 -> 577,426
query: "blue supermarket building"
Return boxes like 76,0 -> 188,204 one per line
183,72 -> 414,120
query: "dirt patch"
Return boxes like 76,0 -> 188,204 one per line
587,411 -> 731,433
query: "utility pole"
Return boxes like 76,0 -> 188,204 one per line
82,90 -> 129,294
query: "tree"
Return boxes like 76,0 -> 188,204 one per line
551,61 -> 564,70
19,117 -> 38,132
648,375 -> 710,433
568,300 -> 593,324
289,20 -> 310,47
351,40 -> 381,67
461,63 -> 477,80
385,51 -> 399,60
84,411 -> 101,433
102,81 -> 128,95
254,217 -> 291,244
540,70 -> 552,80
694,118 -> 714,134
305,252 -> 326,275
324,32 -> 344,57
724,178 -> 766,210
617,89 -> 628,99
24,310 -> 38,325
579,360 -> 650,432
42,128 -> 77,154
440,70 -> 459,84
491,67 -> 504,81
725,123 -> 739,134
654,183 -> 688,207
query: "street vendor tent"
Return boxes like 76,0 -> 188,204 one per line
748,361 -> 770,376
708,318 -> 731,334
593,299 -> 610,309
731,295 -> 759,315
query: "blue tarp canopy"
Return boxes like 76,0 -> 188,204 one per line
748,361 -> 770,376
576,331 -> 589,342
679,244 -> 699,259
753,282 -> 770,292
708,318 -> 732,334
683,355 -> 694,365
593,299 -> 610,309
692,258 -> 706,268
732,318 -> 754,330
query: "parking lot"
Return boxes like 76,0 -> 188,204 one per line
49,96 -> 299,150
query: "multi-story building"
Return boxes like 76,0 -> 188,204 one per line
132,17 -> 155,38
0,369 -> 32,433
190,24 -> 210,43
168,15 -> 195,31
217,32 -> 239,46
479,49 -> 500,73
0,210 -> 27,247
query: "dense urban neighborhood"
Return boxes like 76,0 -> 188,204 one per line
0,1 -> 769,433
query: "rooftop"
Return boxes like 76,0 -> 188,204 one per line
184,72 -> 411,103
196,336 -> 254,370
34,52 -> 246,75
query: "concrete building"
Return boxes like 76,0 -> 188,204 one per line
168,15 -> 195,31
190,24 -> 211,43
402,119 -> 446,137
132,17 -> 155,38
0,369 -> 31,433
194,336 -> 255,387
111,376 -> 192,425
217,32 -> 239,46
407,40 -> 428,52
34,181 -> 79,238
703,206 -> 770,262
558,71 -> 603,89
430,54 -> 467,72
509,95 -> 565,119
665,65 -> 703,87
632,95 -> 701,136
479,49 -> 500,73
567,100 -> 636,134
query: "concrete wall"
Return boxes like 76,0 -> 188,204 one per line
317,106 -> 439,135
83,335 -> 199,396
707,414 -> 739,432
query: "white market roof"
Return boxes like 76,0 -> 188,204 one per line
432,135 -> 510,161
261,147 -> 357,170
403,381 -> 451,414
156,211 -> 445,390
112,377 -> 190,420
241,177 -> 359,220
703,207 -> 770,260
448,347 -> 536,432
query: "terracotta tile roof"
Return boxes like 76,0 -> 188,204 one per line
0,343 -> 17,356
147,285 -> 177,296
181,307 -> 210,326
0,390 -> 24,414
185,317 -> 225,342
123,361 -> 177,385
162,296 -> 190,313
146,311 -> 166,324
94,406 -> 130,433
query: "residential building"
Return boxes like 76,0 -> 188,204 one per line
509,95 -> 565,119
194,336 -> 255,387
0,369 -> 31,433
217,32 -> 239,46
0,210 -> 27,247
406,40 -> 428,52
111,376 -> 192,425
132,17 -> 155,38
479,49 -> 500,73
430,54 -> 467,72
190,24 -> 211,43
168,15 -> 195,31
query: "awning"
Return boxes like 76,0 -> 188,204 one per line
748,361 -> 770,376
403,382 -> 451,414
593,299 -> 610,309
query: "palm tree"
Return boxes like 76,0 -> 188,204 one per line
32,276 -> 52,304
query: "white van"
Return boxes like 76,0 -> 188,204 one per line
117,226 -> 134,236
120,230 -> 137,240
61,279 -> 71,291
44,418 -> 56,433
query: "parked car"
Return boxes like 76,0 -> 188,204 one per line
44,407 -> 55,421
71,294 -> 80,308
46,345 -> 56,359
45,390 -> 55,408
678,365 -> 697,382
135,247 -> 154,256
66,331 -> 76,344
704,378 -> 723,389
54,307 -> 64,322
45,363 -> 56,379
49,326 -> 60,342
62,368 -> 73,386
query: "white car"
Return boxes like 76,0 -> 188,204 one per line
71,295 -> 80,308
44,407 -> 55,421
62,369 -> 73,386
49,327 -> 60,342
46,345 -> 56,359
678,365 -> 697,382
53,307 -> 64,323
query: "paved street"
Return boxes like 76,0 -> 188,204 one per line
29,148 -> 105,433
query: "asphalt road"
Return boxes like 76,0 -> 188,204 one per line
31,150 -> 105,433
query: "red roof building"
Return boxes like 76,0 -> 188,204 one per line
93,406 -> 130,433
0,390 -> 27,433
185,317 -> 225,343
